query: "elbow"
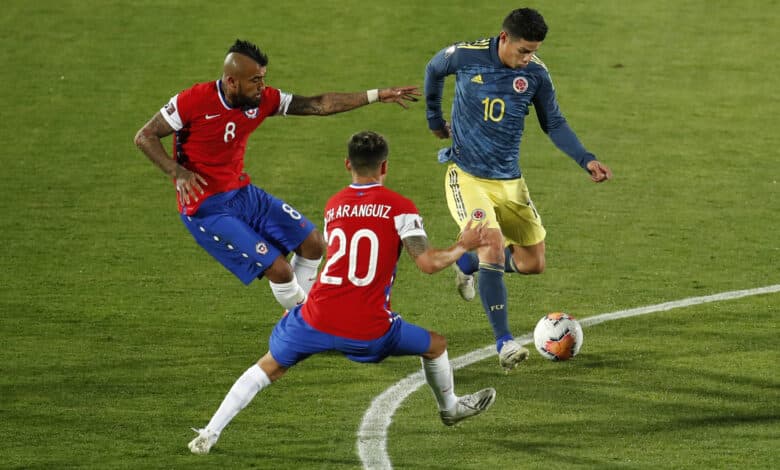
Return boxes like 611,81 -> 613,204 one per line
133,128 -> 146,149
419,265 -> 437,275
415,260 -> 442,275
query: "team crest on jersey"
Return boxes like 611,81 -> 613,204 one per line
256,242 -> 268,255
471,208 -> 486,221
244,108 -> 258,119
513,77 -> 529,93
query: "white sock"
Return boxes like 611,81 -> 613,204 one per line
421,350 -> 458,411
290,254 -> 321,294
206,364 -> 271,436
269,276 -> 306,309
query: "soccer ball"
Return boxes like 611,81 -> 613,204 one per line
533,312 -> 584,361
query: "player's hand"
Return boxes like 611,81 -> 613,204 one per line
431,122 -> 451,139
378,86 -> 421,108
174,167 -> 208,206
587,160 -> 612,183
458,219 -> 488,251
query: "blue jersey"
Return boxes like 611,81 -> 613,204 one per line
425,36 -> 596,179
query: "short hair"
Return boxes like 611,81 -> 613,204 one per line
347,131 -> 388,175
502,8 -> 548,42
227,39 -> 268,66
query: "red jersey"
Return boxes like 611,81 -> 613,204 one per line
160,80 -> 292,215
301,183 -> 427,340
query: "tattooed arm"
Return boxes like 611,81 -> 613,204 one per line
133,112 -> 207,205
402,220 -> 486,274
286,86 -> 420,115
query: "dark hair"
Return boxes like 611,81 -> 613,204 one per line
227,39 -> 268,66
347,131 -> 388,174
502,8 -> 548,41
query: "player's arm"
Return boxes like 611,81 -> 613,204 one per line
533,73 -> 612,182
403,220 -> 486,274
133,112 -> 207,203
286,87 -> 420,115
424,46 -> 457,138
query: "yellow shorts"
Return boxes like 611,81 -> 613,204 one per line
445,164 -> 546,247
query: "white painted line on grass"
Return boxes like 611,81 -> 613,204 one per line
356,284 -> 780,470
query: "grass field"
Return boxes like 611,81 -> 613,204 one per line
1,1 -> 778,468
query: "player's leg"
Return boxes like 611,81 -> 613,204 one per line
445,165 -> 516,354
506,241 -> 545,274
289,229 -> 324,295
498,178 -> 547,275
190,305 -> 332,454
420,330 -> 496,426
246,186 -> 323,295
188,352 -> 282,455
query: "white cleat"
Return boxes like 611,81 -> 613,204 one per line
440,388 -> 497,426
498,339 -> 529,373
453,264 -> 476,301
188,427 -> 218,455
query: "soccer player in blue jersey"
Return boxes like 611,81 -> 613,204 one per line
424,8 -> 612,371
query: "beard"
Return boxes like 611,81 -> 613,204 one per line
230,92 -> 260,110
229,83 -> 261,110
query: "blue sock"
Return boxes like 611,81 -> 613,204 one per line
496,334 -> 514,353
504,247 -> 518,273
477,263 -> 512,350
456,251 -> 479,275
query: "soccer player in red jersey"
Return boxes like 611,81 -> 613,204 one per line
188,131 -> 497,454
134,40 -> 419,309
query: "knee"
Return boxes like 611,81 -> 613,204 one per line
526,257 -> 545,274
298,230 -> 325,259
264,256 -> 295,283
425,332 -> 448,358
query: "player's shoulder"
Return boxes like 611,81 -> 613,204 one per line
528,54 -> 550,74
454,37 -> 492,51
443,37 -> 495,64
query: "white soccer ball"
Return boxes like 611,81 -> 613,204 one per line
533,312 -> 584,361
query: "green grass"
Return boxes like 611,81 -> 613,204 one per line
1,0 -> 778,468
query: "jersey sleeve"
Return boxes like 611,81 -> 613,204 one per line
392,196 -> 426,239
275,91 -> 293,116
160,94 -> 184,131
424,45 -> 460,131
532,69 -> 596,171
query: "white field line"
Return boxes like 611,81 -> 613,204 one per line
356,284 -> 780,470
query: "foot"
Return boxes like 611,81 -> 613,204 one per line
498,339 -> 529,372
188,427 -> 218,455
452,264 -> 475,301
440,388 -> 497,426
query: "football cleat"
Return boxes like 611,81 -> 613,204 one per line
452,264 -> 476,301
188,427 -> 218,455
498,339 -> 529,372
440,388 -> 497,426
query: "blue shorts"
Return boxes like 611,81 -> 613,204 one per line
269,306 -> 432,368
180,185 -> 316,284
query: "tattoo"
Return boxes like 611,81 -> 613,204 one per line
287,93 -> 367,116
287,95 -> 325,115
148,112 -> 175,138
403,235 -> 430,258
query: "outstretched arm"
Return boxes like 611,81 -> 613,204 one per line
533,71 -> 612,182
286,86 -> 420,115
403,220 -> 486,274
133,112 -> 207,204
